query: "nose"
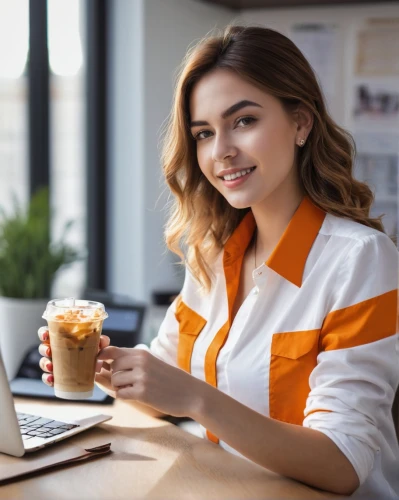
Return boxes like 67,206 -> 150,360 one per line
212,134 -> 238,163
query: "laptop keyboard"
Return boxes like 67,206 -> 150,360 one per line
17,412 -> 79,441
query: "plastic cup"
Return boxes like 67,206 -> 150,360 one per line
42,298 -> 108,400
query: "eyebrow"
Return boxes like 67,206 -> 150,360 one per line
190,100 -> 262,128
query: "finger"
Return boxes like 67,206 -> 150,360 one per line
112,348 -> 153,374
99,335 -> 110,350
38,343 -> 52,358
38,326 -> 49,343
42,373 -> 54,386
111,369 -> 135,388
97,345 -> 132,361
116,386 -> 136,400
95,369 -> 113,389
39,357 -> 53,373
111,355 -> 142,374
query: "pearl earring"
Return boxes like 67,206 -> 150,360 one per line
299,139 -> 305,146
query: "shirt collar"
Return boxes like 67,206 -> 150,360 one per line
224,196 -> 326,287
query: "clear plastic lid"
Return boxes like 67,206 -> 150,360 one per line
42,298 -> 108,322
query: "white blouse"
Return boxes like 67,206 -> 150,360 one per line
149,197 -> 399,498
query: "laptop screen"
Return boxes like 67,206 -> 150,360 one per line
103,307 -> 141,332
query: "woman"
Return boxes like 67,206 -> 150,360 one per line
38,25 -> 399,497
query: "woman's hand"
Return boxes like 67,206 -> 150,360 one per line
37,327 -> 116,398
97,346 -> 203,418
37,326 -> 54,386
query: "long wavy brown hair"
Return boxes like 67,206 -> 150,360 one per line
161,25 -> 387,291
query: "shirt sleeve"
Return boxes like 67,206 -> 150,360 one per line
148,294 -> 180,367
303,233 -> 399,486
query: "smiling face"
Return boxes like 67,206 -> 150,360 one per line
189,68 -> 304,211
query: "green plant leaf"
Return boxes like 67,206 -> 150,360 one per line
0,187 -> 83,299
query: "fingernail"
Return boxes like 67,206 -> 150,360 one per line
46,347 -> 51,357
43,331 -> 49,341
48,375 -> 54,384
47,362 -> 53,371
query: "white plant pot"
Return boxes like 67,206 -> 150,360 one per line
0,297 -> 48,381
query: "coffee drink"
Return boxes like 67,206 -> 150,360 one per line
43,299 -> 108,399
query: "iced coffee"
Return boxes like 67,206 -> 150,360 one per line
42,299 -> 108,400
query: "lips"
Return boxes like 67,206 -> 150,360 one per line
217,166 -> 256,181
217,166 -> 257,189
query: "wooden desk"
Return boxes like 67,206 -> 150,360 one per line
0,398 -> 339,499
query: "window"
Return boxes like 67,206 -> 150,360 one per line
0,0 -> 29,215
0,0 -> 91,298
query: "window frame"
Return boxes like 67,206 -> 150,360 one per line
28,0 -> 108,290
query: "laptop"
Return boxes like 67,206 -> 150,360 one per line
0,350 -> 112,457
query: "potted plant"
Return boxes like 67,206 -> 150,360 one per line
0,187 -> 80,380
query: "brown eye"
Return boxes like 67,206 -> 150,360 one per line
194,130 -> 213,141
236,116 -> 256,127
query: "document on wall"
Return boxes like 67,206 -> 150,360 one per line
291,23 -> 338,111
355,18 -> 399,77
352,80 -> 399,129
352,18 -> 399,130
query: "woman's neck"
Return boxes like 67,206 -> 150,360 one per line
251,185 -> 304,264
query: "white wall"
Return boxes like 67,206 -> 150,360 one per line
108,0 -> 235,303
107,0 -> 145,302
